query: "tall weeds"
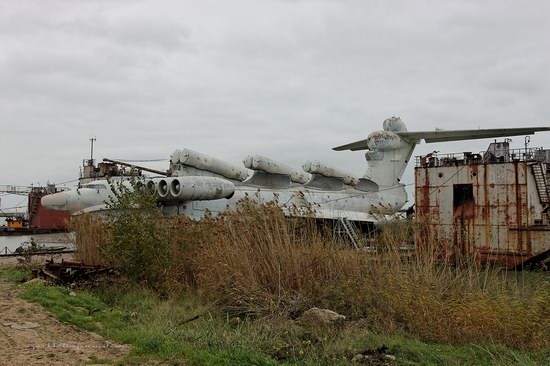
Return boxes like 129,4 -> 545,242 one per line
72,198 -> 550,350
70,214 -> 111,266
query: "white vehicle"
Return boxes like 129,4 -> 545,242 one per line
42,117 -> 549,228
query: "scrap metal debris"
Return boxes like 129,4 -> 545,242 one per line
39,259 -> 114,286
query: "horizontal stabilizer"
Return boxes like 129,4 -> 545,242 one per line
332,138 -> 370,151
398,127 -> 550,143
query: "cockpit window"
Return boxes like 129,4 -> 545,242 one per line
82,184 -> 108,189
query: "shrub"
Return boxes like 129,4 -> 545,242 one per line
104,178 -> 174,290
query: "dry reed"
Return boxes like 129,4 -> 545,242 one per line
69,214 -> 111,266
71,200 -> 550,350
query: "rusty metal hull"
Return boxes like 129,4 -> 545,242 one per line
28,191 -> 70,231
415,159 -> 550,268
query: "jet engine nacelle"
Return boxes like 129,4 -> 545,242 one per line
365,130 -> 403,151
154,176 -> 235,202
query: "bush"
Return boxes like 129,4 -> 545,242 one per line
105,179 -> 174,289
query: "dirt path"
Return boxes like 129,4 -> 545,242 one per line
0,280 -> 128,366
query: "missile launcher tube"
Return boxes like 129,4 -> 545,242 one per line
243,155 -> 253,169
302,160 -> 312,172
244,154 -> 309,184
172,149 -> 248,181
302,160 -> 359,185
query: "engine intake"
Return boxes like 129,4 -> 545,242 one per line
167,176 -> 235,201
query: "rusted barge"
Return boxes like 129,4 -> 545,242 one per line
415,140 -> 550,268
0,185 -> 70,235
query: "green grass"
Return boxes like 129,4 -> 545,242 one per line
20,283 -> 116,332
69,199 -> 550,354
11,277 -> 281,365
1,267 -> 547,366
86,355 -> 112,364
0,266 -> 31,282
374,334 -> 550,365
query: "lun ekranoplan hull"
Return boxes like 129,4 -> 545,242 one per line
41,117 -> 550,267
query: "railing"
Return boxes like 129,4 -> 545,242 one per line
0,245 -> 74,257
0,185 -> 68,195
0,246 -> 15,255
0,185 -> 32,195
0,212 -> 25,218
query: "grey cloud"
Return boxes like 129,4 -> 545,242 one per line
1,0 -> 550,209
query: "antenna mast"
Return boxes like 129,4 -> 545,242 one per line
90,137 -> 96,164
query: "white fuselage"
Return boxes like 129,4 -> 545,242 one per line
41,178 -> 407,222
165,183 -> 407,221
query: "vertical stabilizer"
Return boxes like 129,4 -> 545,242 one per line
333,117 -> 415,188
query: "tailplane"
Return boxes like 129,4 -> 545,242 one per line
334,117 -> 550,188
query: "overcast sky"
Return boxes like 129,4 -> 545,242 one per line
1,0 -> 549,210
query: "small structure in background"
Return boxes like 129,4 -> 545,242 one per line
0,184 -> 70,235
415,139 -> 550,268
28,185 -> 70,231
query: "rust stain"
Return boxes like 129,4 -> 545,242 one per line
514,162 -> 523,253
483,164 -> 490,250
415,150 -> 549,268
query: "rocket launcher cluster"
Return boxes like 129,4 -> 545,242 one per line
169,149 -> 358,188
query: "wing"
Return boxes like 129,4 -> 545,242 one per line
398,127 -> 550,143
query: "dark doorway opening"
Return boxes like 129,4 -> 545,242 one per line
453,184 -> 474,219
